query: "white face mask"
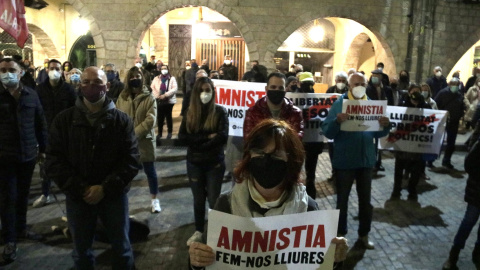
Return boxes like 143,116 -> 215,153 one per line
200,91 -> 213,104
135,63 -> 142,68
186,66 -> 191,70
336,82 -> 346,90
161,70 -> 168,75
377,67 -> 383,71
435,71 -> 442,77
48,70 -> 61,81
421,91 -> 429,99
352,86 -> 366,99
224,60 -> 231,65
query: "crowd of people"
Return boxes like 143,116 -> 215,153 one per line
0,53 -> 479,270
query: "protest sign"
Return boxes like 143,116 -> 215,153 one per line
207,209 -> 339,270
286,93 -> 340,142
0,0 -> 29,48
379,106 -> 447,154
340,100 -> 387,132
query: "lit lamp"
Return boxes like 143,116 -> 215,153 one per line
309,19 -> 324,43
72,16 -> 89,36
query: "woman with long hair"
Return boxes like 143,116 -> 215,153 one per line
151,64 -> 177,141
179,77 -> 228,246
116,66 -> 161,213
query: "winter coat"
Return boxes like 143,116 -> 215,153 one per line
220,64 -> 238,81
426,75 -> 448,98
45,97 -> 140,201
244,96 -> 304,139
178,105 -> 229,165
151,75 -> 178,104
106,80 -> 125,103
435,87 -> 465,127
464,139 -> 480,209
116,87 -> 157,162
321,93 -> 391,170
35,80 -> 76,127
366,83 -> 394,105
464,86 -> 479,122
0,83 -> 48,162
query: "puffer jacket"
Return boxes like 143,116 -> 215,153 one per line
178,105 -> 228,165
0,83 -> 47,162
116,86 -> 157,162
464,86 -> 479,122
45,97 -> 140,201
35,79 -> 76,127
464,139 -> 480,209
321,93 -> 390,170
243,96 -> 304,139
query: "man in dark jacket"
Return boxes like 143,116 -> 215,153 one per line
33,59 -> 76,208
181,62 -> 199,116
0,58 -> 48,262
219,55 -> 238,81
426,66 -> 448,98
35,58 -> 49,85
435,78 -> 465,169
327,71 -> 348,94
243,72 -> 303,139
45,66 -> 140,270
104,63 -> 124,102
464,67 -> 480,94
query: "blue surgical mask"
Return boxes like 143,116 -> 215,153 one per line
70,73 -> 80,83
1,72 -> 19,87
106,72 -> 116,82
371,77 -> 380,84
450,86 -> 459,93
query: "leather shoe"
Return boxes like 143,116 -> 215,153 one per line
357,236 -> 375,250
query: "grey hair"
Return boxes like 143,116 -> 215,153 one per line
348,72 -> 367,85
105,63 -> 116,70
335,71 -> 348,81
434,66 -> 442,72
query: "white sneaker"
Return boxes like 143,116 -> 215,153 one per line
32,195 -> 51,208
151,199 -> 161,213
186,231 -> 203,246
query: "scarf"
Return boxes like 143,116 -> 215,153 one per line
230,179 -> 308,217
160,74 -> 170,94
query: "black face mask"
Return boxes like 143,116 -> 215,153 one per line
410,91 -> 423,102
290,85 -> 298,91
267,90 -> 286,105
248,154 -> 287,189
128,79 -> 142,88
211,75 -> 219,79
390,83 -> 398,90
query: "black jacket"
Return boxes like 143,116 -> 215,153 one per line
106,80 -> 125,103
45,97 -> 140,201
434,87 -> 465,126
0,83 -> 48,162
35,80 -> 76,127
366,84 -> 394,105
426,75 -> 448,98
464,140 -> 480,209
220,64 -> 238,81
178,105 -> 228,165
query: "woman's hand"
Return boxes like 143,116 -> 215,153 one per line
331,237 -> 349,262
189,242 -> 215,267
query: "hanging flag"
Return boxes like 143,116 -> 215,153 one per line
0,0 -> 29,48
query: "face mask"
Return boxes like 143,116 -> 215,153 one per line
435,71 -> 442,77
161,70 -> 168,75
450,85 -> 459,93
81,84 -> 107,103
135,63 -> 142,68
336,83 -> 346,90
400,75 -> 408,81
267,90 -> 286,105
248,155 -> 287,189
290,85 -> 298,91
352,86 -> 366,99
44,63 -> 48,68
421,91 -> 429,99
377,67 -> 383,71
128,78 -> 142,88
70,74 -> 80,83
200,91 -> 213,104
48,70 -> 61,81
186,66 -> 191,70
0,72 -> 19,87
371,77 -> 380,85
410,91 -> 422,101
224,60 -> 231,65
64,66 -> 70,72
211,75 -> 219,79
106,72 -> 116,82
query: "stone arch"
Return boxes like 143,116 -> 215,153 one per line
27,24 -> 60,58
343,33 -> 370,71
443,32 -> 480,77
269,7 -> 400,76
128,0 -> 257,69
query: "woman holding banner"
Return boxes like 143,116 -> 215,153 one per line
179,77 -> 229,247
188,119 -> 348,268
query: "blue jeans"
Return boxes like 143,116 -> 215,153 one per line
187,161 -> 225,232
143,162 -> 158,195
335,168 -> 373,237
66,194 -> 134,270
0,159 -> 36,243
453,203 -> 480,249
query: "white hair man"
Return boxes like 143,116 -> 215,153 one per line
327,71 -> 348,94
426,66 -> 447,98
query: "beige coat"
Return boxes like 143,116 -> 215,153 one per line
464,86 -> 479,122
116,86 -> 157,162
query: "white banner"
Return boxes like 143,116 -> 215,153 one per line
379,106 -> 448,154
286,93 -> 341,142
213,80 -> 266,137
206,210 -> 339,270
341,100 -> 388,132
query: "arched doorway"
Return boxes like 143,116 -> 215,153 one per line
68,33 -> 96,70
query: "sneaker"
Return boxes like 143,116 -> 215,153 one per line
2,242 -> 17,262
32,195 -> 51,208
151,199 -> 161,213
187,231 -> 203,246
